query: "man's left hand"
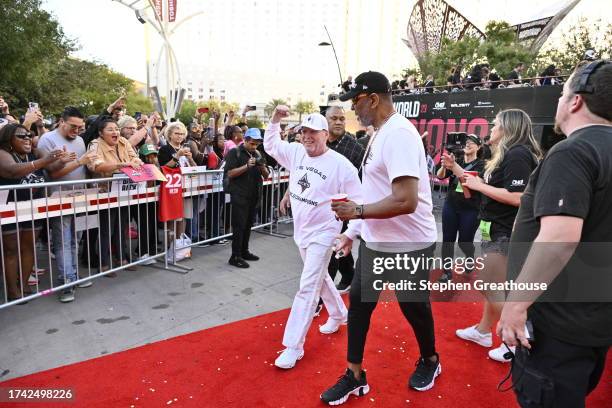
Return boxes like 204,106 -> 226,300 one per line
496,302 -> 531,349
332,200 -> 359,221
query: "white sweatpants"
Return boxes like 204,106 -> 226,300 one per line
282,242 -> 348,350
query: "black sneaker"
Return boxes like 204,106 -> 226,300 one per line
228,256 -> 250,268
242,252 -> 260,261
408,354 -> 441,391
336,282 -> 351,294
321,368 -> 369,405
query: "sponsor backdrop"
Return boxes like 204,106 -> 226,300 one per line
392,86 -> 562,154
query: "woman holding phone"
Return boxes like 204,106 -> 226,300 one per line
455,109 -> 541,362
437,134 -> 484,283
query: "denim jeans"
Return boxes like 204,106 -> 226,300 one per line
51,216 -> 78,283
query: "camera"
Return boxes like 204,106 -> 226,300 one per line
255,156 -> 266,166
444,132 -> 468,157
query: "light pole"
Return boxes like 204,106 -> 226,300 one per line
318,25 -> 343,87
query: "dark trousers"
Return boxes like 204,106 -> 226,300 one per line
328,221 -> 354,285
513,328 -> 609,408
230,195 -> 258,258
136,202 -> 158,256
98,207 -> 129,267
347,241 -> 437,363
441,200 -> 479,272
205,193 -> 222,239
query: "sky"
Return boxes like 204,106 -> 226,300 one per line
41,0 -> 610,103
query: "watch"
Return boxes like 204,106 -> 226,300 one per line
355,204 -> 364,219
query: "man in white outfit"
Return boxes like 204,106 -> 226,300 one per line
265,106 -> 362,369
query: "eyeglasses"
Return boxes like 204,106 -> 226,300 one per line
15,132 -> 33,140
65,123 -> 83,131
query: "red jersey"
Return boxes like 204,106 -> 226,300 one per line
159,166 -> 184,222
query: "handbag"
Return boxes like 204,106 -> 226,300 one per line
166,233 -> 192,262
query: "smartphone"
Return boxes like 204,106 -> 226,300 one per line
134,112 -> 142,121
198,107 -> 209,114
28,102 -> 39,112
248,105 -> 257,111
209,118 -> 214,128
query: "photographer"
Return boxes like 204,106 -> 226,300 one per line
437,134 -> 484,283
224,128 -> 269,268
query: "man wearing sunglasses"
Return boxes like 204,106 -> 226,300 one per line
321,71 -> 440,405
37,106 -> 97,303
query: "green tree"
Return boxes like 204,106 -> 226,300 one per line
264,99 -> 288,117
246,118 -> 264,129
0,0 -> 75,113
416,21 -> 534,86
533,18 -> 612,77
293,100 -> 316,122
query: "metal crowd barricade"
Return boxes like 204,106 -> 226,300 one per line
0,167 -> 290,309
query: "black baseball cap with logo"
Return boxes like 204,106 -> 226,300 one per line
338,71 -> 392,101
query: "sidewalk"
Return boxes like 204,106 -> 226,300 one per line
0,225 -> 301,381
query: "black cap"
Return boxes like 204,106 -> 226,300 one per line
466,134 -> 482,145
338,71 -> 392,101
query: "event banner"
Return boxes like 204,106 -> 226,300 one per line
392,86 -> 561,153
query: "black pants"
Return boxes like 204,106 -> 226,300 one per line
441,200 -> 479,273
136,202 -> 158,256
347,241 -> 436,364
230,195 -> 258,258
513,327 -> 609,408
327,221 -> 354,285
98,207 -> 129,267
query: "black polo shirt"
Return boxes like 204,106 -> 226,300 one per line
224,144 -> 265,200
508,125 -> 612,347
480,145 -> 537,236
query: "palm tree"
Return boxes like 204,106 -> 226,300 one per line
264,98 -> 289,117
294,100 -> 316,122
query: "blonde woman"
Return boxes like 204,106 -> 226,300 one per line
457,109 -> 542,362
157,122 -> 196,244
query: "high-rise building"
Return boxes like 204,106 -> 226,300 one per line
149,0 -> 411,107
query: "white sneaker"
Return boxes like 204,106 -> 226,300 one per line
138,254 -> 157,265
456,325 -> 493,347
76,280 -> 93,288
319,317 -> 347,334
488,344 -> 515,363
28,275 -> 38,286
274,348 -> 304,369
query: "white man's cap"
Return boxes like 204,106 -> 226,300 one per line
296,113 -> 328,132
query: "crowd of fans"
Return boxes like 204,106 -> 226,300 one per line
0,97 -> 271,303
389,62 -> 566,95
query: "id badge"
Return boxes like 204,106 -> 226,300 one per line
480,220 -> 492,241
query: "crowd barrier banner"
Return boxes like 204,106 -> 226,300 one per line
0,167 -> 290,309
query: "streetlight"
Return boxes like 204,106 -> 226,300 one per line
318,25 -> 343,87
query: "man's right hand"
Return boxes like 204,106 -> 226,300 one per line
271,105 -> 290,124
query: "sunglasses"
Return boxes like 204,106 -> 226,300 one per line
15,132 -> 33,140
351,93 -> 370,106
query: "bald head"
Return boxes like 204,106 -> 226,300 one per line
326,106 -> 346,141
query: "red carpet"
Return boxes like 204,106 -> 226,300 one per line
1,300 -> 610,407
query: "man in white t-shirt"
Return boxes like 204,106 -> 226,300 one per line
320,72 -> 440,405
264,107 -> 362,369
